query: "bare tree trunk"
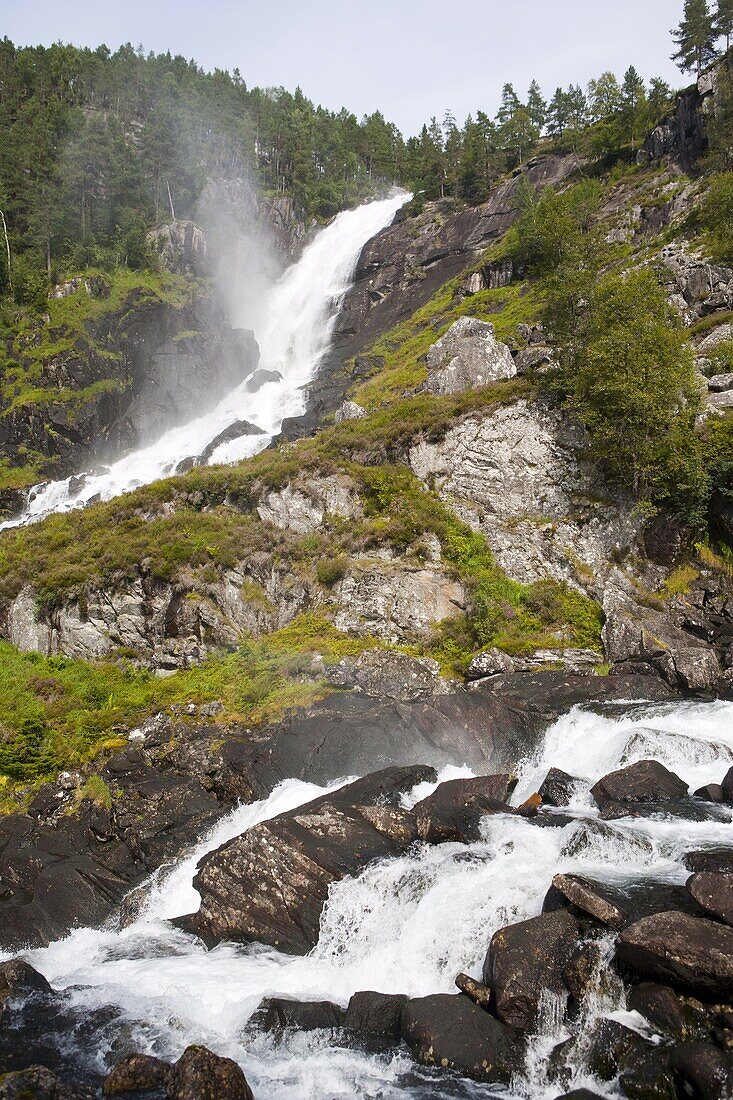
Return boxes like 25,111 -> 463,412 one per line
0,209 -> 12,297
166,180 -> 176,220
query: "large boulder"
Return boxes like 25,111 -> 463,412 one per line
400,993 -> 523,1084
686,872 -> 733,926
192,767 -> 432,952
412,774 -> 517,843
0,1066 -> 88,1099
422,317 -> 516,396
590,759 -> 689,818
146,220 -> 207,275
344,991 -> 407,1037
104,1054 -> 171,1095
165,1046 -> 253,1100
616,911 -> 733,998
255,997 -> 345,1032
482,909 -> 581,1029
670,1042 -> 733,1100
0,959 -> 53,1003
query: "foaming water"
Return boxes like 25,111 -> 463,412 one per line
2,192 -> 407,531
11,700 -> 733,1098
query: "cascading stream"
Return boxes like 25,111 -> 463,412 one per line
0,192 -> 407,531
7,697 -> 733,1099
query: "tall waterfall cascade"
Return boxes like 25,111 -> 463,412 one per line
1,192 -> 407,531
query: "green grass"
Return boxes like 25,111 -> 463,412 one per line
0,614 -> 377,790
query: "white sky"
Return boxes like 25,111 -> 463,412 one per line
1,0 -> 689,135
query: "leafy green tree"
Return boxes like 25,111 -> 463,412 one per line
700,171 -> 733,257
587,72 -> 623,120
555,268 -> 704,508
647,76 -> 673,119
671,0 -> 718,74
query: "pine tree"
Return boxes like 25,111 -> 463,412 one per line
716,0 -> 733,49
671,0 -> 718,75
527,80 -> 547,133
621,66 -> 647,150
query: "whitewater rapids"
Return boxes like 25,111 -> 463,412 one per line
8,696 -> 733,1098
1,191 -> 407,531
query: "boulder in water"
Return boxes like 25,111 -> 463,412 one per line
590,759 -> 688,817
245,368 -> 283,393
165,1045 -> 253,1100
550,873 -> 627,929
0,1065 -> 88,1099
683,848 -> 733,874
482,909 -> 581,1030
344,991 -> 407,1037
723,765 -> 733,803
412,774 -> 517,843
104,1054 -> 171,1094
615,911 -> 733,998
255,997 -> 345,1032
537,768 -> 579,807
197,420 -> 265,465
686,872 -> 733,926
192,766 -> 433,952
400,993 -> 523,1084
455,972 -> 492,1009
629,981 -> 713,1042
0,959 -> 53,1003
670,1041 -> 733,1100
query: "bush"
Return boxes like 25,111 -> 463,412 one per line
700,173 -> 733,262
316,555 -> 347,587
553,268 -> 705,514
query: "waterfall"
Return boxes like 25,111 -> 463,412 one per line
8,697 -> 733,1099
0,192 -> 407,532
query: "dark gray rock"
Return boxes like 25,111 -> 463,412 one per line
165,1045 -> 253,1100
723,765 -> 733,803
590,759 -> 688,816
401,993 -> 523,1084
455,972 -> 492,1009
616,911 -> 733,998
629,982 -> 713,1043
483,909 -> 581,1030
104,1054 -> 171,1095
550,874 -> 627,929
687,872 -> 733,926
344,991 -> 407,1037
538,768 -> 579,807
256,997 -> 345,1032
0,1065 -> 91,1099
192,767 -> 431,952
197,419 -> 265,464
670,1041 -> 733,1100
245,368 -> 283,393
0,960 -> 53,1003
683,849 -> 733,874
413,774 -> 517,843
695,783 -> 726,803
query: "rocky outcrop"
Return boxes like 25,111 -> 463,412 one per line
422,317 -> 516,396
282,151 -> 582,436
638,69 -> 713,169
408,397 -> 639,590
256,473 -> 362,533
146,220 -> 208,275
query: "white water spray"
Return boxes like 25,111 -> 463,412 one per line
9,698 -> 732,1099
1,193 -> 406,531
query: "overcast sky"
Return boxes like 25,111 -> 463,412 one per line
2,0 -> 687,135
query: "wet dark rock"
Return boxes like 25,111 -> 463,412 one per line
616,911 -> 733,998
344,991 -> 407,1037
193,766 -> 431,952
554,1092 -> 606,1100
412,775 -> 516,843
245,368 -> 283,392
695,783 -> 726,803
256,997 -> 345,1032
564,940 -> 604,1004
670,1041 -> 733,1100
550,874 -> 627,930
538,768 -> 579,807
0,1065 -> 91,1099
483,909 -> 581,1030
165,1045 -> 253,1100
590,760 -> 688,817
629,982 -> 713,1043
104,1054 -> 171,1094
687,872 -> 733,926
723,766 -> 733,803
455,972 -> 492,1009
0,960 -> 53,1003
683,849 -> 733,875
400,993 -> 523,1084
197,419 -> 265,464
